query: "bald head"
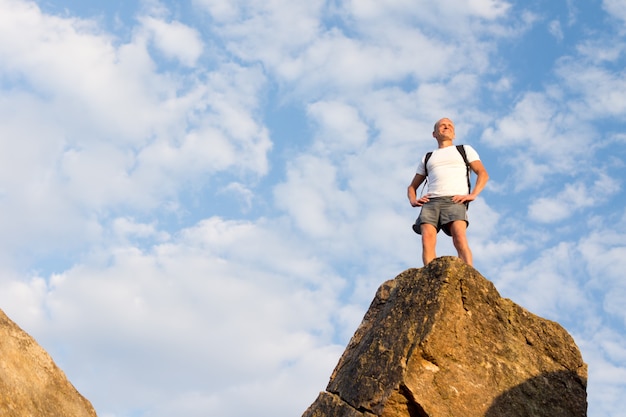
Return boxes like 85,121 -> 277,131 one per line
433,118 -> 455,143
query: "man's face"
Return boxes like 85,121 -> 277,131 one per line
434,118 -> 455,141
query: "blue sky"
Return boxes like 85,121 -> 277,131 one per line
0,0 -> 625,416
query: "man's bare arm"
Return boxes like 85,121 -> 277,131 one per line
407,173 -> 428,207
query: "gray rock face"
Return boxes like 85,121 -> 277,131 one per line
303,257 -> 587,417
0,308 -> 97,417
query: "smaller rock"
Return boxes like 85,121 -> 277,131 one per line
0,308 -> 98,417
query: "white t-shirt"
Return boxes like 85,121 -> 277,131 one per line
416,145 -> 480,197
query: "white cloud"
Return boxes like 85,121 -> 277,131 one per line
479,88 -> 612,194
467,199 -> 527,267
581,329 -> 626,416
192,0 -> 239,22
527,197 -> 569,223
345,0 -> 511,24
0,1 -> 273,262
557,60 -> 626,118
565,0 -> 579,25
139,16 -> 204,67
274,154 -> 356,239
603,0 -> 626,24
307,101 -> 369,153
548,19 -> 564,41
281,27 -> 468,89
112,217 -> 169,241
0,1 -> 183,142
481,92 -> 567,152
493,242 -> 591,323
192,0 -> 515,97
467,0 -> 511,18
0,216 -> 348,416
196,0 -> 323,57
579,229 -> 626,325
528,174 -> 620,224
218,182 -> 255,212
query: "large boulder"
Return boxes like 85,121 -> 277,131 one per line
303,256 -> 587,417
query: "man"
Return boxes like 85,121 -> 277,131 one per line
407,117 -> 489,266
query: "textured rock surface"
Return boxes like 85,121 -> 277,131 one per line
0,308 -> 97,417
303,256 -> 587,417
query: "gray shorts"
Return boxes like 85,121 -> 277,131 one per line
412,196 -> 469,236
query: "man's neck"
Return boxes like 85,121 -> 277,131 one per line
437,139 -> 454,149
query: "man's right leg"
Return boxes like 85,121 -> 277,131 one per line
420,223 -> 437,265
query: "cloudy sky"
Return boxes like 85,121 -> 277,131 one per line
0,0 -> 625,416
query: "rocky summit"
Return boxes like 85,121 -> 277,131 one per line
0,308 -> 97,417
303,256 -> 587,417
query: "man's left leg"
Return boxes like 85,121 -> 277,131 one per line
449,220 -> 473,266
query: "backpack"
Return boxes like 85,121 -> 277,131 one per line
423,144 -> 472,200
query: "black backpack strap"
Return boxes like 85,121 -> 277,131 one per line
455,145 -> 471,194
420,151 -> 433,197
423,151 -> 433,177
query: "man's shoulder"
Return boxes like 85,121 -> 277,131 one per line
458,144 -> 480,161
458,143 -> 476,149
